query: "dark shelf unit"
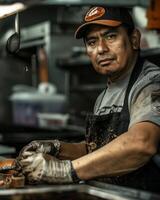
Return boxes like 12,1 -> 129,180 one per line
42,0 -> 151,7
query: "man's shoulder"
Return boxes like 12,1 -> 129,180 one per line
129,59 -> 160,106
142,59 -> 160,77
135,59 -> 160,86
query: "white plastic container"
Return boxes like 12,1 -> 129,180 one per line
37,113 -> 69,128
10,92 -> 67,126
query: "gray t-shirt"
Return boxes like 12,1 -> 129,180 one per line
94,60 -> 160,128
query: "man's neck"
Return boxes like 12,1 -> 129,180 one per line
108,53 -> 138,84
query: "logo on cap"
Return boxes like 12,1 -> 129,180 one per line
85,7 -> 105,22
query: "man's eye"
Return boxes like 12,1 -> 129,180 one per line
104,34 -> 117,40
87,40 -> 96,46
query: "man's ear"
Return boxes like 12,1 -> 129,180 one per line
131,29 -> 141,50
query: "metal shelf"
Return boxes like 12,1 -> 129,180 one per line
42,0 -> 151,7
141,48 -> 160,57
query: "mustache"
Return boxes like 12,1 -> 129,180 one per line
97,54 -> 115,63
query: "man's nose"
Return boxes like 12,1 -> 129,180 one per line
97,38 -> 109,54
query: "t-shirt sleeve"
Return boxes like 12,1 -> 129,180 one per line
129,81 -> 160,128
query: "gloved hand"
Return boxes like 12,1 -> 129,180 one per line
19,140 -> 61,158
18,152 -> 80,184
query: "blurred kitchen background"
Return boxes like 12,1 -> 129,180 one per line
0,0 -> 160,156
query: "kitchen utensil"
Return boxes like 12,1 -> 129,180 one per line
6,13 -> 20,54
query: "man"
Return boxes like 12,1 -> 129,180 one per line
18,6 -> 160,192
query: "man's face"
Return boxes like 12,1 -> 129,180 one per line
85,25 -> 139,81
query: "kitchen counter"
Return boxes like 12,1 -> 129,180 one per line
0,181 -> 160,200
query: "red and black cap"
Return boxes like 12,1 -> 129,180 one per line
75,6 -> 135,39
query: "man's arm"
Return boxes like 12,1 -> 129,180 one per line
18,140 -> 87,161
72,122 -> 160,180
18,121 -> 160,184
58,141 -> 87,160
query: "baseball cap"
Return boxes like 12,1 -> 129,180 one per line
75,6 -> 135,39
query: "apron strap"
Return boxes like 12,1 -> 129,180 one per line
121,56 -> 145,116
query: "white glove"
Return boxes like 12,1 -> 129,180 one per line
19,140 -> 61,158
18,152 -> 80,184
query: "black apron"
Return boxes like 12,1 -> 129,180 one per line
85,58 -> 160,193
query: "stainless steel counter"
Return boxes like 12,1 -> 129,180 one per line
0,181 -> 160,200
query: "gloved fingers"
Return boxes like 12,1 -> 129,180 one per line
21,153 -> 45,174
34,140 -> 60,155
22,155 -> 45,184
19,152 -> 42,169
21,151 -> 35,158
22,154 -> 55,183
19,157 -> 34,167
18,140 -> 60,160
24,141 -> 52,154
26,141 -> 40,151
17,151 -> 36,165
36,143 -> 51,154
19,141 -> 40,157
25,168 -> 43,184
22,164 -> 38,173
27,170 -> 54,184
